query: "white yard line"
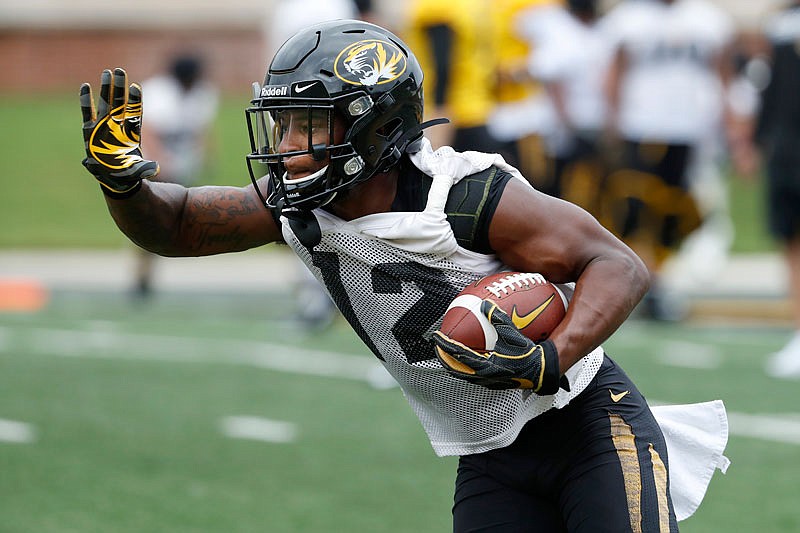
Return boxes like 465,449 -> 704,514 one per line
656,341 -> 723,369
220,416 -> 298,443
0,325 -> 384,382
726,412 -> 800,445
612,323 -> 785,349
3,325 -> 799,446
0,418 -> 36,443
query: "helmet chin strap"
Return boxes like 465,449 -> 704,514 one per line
281,165 -> 338,210
282,205 -> 322,250
396,118 -> 451,157
376,118 -> 451,172
281,165 -> 329,187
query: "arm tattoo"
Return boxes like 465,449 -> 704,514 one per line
185,187 -> 268,253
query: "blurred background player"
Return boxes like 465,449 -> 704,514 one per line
525,0 -> 612,213
403,0 -> 503,153
135,53 -> 219,298
486,0 -> 561,186
752,0 -> 800,379
602,0 -> 736,320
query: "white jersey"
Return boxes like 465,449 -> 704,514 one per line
279,141 -> 604,456
141,75 -> 218,183
601,0 -> 734,144
487,4 -> 563,142
529,7 -> 613,135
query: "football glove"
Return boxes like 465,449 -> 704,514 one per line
432,300 -> 569,394
80,68 -> 159,198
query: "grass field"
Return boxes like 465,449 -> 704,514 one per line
0,91 -> 253,248
1,289 -> 799,532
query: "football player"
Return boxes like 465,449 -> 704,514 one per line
602,0 -> 737,320
403,0 -> 502,154
79,20 -> 726,531
754,1 -> 800,379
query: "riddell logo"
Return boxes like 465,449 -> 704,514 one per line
261,85 -> 289,97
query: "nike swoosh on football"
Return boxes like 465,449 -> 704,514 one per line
295,83 -> 316,93
511,294 -> 555,330
610,390 -> 630,403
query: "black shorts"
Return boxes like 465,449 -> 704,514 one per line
621,141 -> 691,190
604,141 -> 700,254
453,356 -> 678,532
766,156 -> 800,241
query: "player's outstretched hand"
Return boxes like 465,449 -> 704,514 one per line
432,300 -> 568,394
80,68 -> 159,198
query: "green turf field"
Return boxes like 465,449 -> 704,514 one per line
1,290 -> 798,532
0,92 -> 253,248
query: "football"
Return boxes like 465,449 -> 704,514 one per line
440,272 -> 568,351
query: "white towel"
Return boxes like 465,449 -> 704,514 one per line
346,138 -> 528,256
408,137 -> 528,186
651,400 -> 731,521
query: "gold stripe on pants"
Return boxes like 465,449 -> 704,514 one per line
610,414 -> 671,532
649,444 -> 670,532
610,414 -> 643,533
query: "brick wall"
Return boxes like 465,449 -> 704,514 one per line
0,27 -> 266,93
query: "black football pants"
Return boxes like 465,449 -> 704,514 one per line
452,355 -> 678,532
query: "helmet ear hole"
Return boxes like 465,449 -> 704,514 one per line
376,118 -> 403,139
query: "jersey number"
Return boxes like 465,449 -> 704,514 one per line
312,252 -> 459,364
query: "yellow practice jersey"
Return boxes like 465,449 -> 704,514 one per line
404,0 -> 495,128
490,0 -> 559,103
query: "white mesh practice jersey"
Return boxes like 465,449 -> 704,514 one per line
279,144 -> 604,457
601,0 -> 734,143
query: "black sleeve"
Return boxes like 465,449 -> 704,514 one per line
426,23 -> 454,107
445,167 -> 513,254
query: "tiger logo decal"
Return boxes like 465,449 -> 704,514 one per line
334,39 -> 406,86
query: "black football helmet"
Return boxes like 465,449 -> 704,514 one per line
246,19 -> 428,210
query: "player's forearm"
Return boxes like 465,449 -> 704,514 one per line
105,180 -> 269,257
553,249 -> 649,370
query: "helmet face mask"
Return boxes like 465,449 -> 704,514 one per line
246,19 -> 424,211
247,102 -> 355,209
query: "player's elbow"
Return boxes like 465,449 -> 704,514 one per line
623,248 -> 651,305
